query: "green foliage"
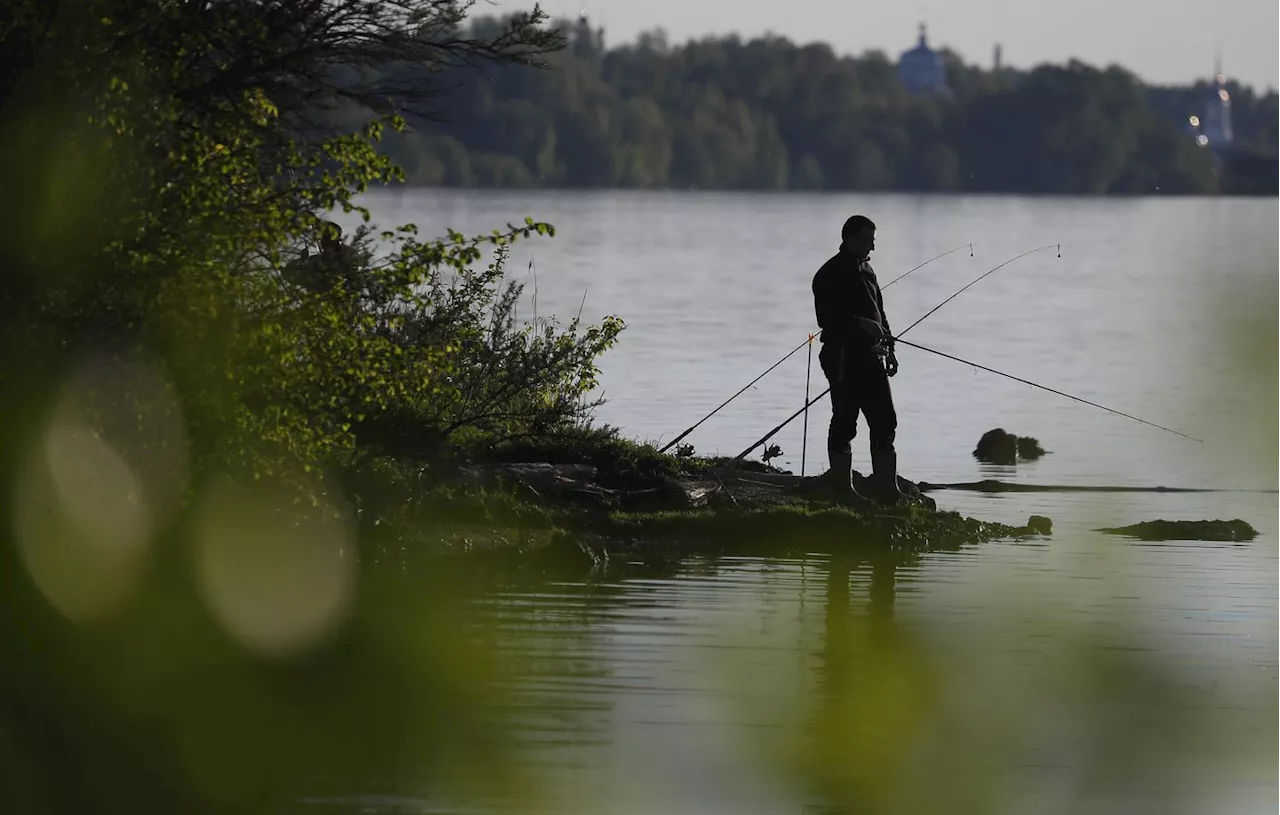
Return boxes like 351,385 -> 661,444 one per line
357,242 -> 624,454
1,0 -> 622,494
358,22 -> 1277,194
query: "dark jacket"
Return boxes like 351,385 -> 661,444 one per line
812,248 -> 891,347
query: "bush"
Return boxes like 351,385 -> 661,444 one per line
344,239 -> 625,464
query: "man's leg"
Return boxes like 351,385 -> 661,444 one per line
859,360 -> 903,500
819,345 -> 859,488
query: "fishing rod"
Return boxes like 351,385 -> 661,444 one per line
897,244 -> 1058,335
657,242 -> 973,454
734,243 -> 1059,460
800,333 -> 815,475
882,242 -> 974,289
892,337 -> 1202,442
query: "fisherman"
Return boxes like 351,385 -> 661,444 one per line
812,215 -> 904,501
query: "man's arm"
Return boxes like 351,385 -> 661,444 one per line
813,267 -> 836,335
812,280 -> 825,332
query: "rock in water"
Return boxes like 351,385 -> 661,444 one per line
1016,437 -> 1046,460
973,428 -> 1018,464
1007,514 -> 1054,537
974,428 -> 1047,464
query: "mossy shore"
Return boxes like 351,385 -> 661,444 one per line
351,428 -> 1052,568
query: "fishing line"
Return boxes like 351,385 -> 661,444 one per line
892,337 -> 1203,442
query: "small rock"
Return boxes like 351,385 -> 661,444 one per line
974,428 -> 1048,465
974,428 -> 1018,464
1027,515 -> 1053,535
1017,437 -> 1046,460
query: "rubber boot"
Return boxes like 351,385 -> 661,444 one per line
827,448 -> 875,505
870,448 -> 907,504
826,448 -> 853,491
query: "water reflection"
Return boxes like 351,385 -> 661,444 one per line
808,547 -> 914,815
820,547 -> 904,699
493,545 -> 929,815
278,527 -> 1279,815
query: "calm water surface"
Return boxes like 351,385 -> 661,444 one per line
318,191 -> 1277,814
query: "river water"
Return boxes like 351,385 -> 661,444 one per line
317,190 -> 1277,814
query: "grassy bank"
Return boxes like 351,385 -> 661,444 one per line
347,424 -> 1047,570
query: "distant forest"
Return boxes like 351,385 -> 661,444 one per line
334,16 -> 1279,195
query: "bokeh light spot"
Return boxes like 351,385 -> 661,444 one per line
193,474 -> 358,659
14,412 -> 153,624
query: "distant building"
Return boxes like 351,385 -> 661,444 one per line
897,23 -> 952,98
1187,59 -> 1234,151
572,11 -> 605,61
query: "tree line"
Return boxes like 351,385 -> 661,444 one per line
357,17 -> 1277,195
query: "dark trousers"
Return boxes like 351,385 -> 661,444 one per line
819,342 -> 897,460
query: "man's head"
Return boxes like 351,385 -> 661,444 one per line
841,215 -> 876,259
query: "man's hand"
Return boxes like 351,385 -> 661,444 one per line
880,335 -> 901,376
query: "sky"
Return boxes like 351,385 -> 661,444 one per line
506,0 -> 1279,91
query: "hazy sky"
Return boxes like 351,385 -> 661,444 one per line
508,0 -> 1278,91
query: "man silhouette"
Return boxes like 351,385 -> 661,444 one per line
811,215 -> 903,502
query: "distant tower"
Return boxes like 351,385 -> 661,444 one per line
572,9 -> 604,61
1201,55 -> 1234,149
993,43 -> 1002,71
897,23 -> 952,98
